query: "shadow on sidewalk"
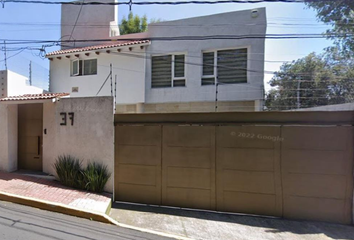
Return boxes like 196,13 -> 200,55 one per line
112,202 -> 354,240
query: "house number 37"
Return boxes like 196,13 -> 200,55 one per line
60,112 -> 74,126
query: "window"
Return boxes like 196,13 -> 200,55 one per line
151,54 -> 186,88
202,48 -> 248,85
71,59 -> 97,76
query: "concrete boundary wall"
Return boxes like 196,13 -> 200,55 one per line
43,97 -> 114,192
0,104 -> 18,172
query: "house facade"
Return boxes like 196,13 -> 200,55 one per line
0,70 -> 43,98
47,5 -> 267,113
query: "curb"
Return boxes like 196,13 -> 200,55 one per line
0,191 -> 193,240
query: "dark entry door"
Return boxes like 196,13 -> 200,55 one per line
18,103 -> 43,171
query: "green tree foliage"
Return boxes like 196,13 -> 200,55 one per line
306,1 -> 354,57
119,12 -> 148,35
265,49 -> 354,111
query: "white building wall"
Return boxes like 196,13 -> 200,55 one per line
0,70 -> 43,97
49,48 -> 146,104
43,97 -> 114,192
145,8 -> 266,105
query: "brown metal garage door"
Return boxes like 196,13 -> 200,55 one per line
216,126 -> 282,217
114,126 -> 162,205
114,122 -> 353,224
162,126 -> 216,210
281,126 -> 353,224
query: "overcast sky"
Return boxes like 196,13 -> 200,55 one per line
0,1 -> 334,90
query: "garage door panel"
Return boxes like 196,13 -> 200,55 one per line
164,126 -> 213,147
222,191 -> 277,216
166,167 -> 211,190
220,148 -> 274,172
117,146 -> 161,165
282,150 -> 346,175
283,174 -> 347,199
281,126 -> 353,224
163,147 -> 211,168
284,196 -> 348,224
282,127 -> 348,151
166,188 -> 212,210
217,126 -> 281,149
162,126 -> 216,210
116,126 -> 161,145
118,165 -> 158,186
117,184 -> 160,205
222,170 -> 275,194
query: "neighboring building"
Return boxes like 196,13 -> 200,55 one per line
0,70 -> 44,98
46,3 -> 267,113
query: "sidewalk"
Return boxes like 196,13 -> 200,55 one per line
0,171 -> 190,240
0,171 -> 111,214
110,202 -> 354,240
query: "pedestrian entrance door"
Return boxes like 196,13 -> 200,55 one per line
18,104 -> 43,171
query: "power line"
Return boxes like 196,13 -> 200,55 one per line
2,33 -> 354,46
68,0 -> 85,44
1,0 -> 316,6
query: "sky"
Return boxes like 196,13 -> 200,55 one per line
0,0 -> 334,91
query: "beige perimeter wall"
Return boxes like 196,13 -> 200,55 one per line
43,97 -> 114,192
0,104 -> 18,172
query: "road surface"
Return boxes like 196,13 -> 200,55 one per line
0,200 -> 172,240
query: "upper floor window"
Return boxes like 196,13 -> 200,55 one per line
151,54 -> 185,88
71,59 -> 97,76
202,48 -> 248,85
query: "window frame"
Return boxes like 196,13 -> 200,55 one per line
201,46 -> 250,86
151,52 -> 187,89
70,58 -> 98,77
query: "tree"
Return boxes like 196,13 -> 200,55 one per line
306,1 -> 354,57
119,12 -> 150,35
265,49 -> 354,111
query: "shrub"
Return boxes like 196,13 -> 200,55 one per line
82,162 -> 111,193
54,155 -> 111,193
54,155 -> 83,189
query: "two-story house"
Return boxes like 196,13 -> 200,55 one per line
46,1 -> 267,113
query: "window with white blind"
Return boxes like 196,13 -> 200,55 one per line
71,59 -> 97,76
151,54 -> 186,88
202,48 -> 248,85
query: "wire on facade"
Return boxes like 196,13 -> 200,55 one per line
96,66 -> 112,96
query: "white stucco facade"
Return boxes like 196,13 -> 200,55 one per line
0,97 -> 114,192
49,8 -> 267,112
0,70 -> 44,98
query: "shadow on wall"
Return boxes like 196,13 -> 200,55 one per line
112,202 -> 354,240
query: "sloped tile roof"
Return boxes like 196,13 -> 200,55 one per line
0,93 -> 69,102
46,40 -> 150,57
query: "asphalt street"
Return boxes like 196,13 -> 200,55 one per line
0,200 -> 172,240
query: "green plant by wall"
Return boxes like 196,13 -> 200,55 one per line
54,155 -> 84,189
82,162 -> 111,193
54,155 -> 111,193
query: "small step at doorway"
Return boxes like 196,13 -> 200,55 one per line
14,170 -> 56,181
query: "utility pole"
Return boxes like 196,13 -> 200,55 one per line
114,75 -> 117,113
110,64 -> 113,97
297,76 -> 301,109
29,61 -> 32,86
215,81 -> 219,112
3,40 -> 7,71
